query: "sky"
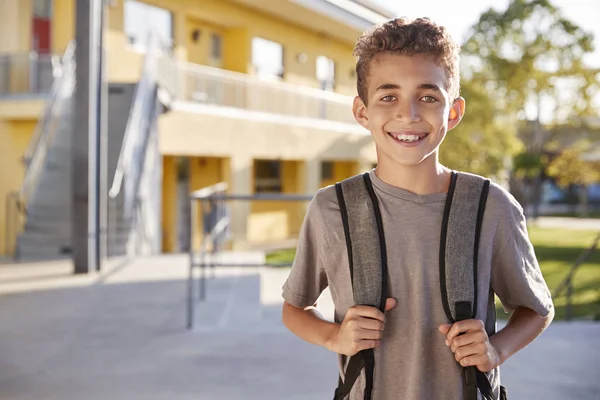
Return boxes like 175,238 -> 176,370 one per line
375,0 -> 600,120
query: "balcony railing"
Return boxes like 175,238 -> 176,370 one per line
0,52 -> 59,97
176,62 -> 356,125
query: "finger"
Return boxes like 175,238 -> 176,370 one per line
455,342 -> 487,363
446,319 -> 485,346
438,324 -> 452,336
458,353 -> 489,368
384,297 -> 397,312
358,339 -> 380,351
450,331 -> 479,353
358,317 -> 385,331
352,305 -> 386,322
357,328 -> 383,340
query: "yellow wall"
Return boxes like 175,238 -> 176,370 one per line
248,160 -> 305,243
52,0 -> 75,54
161,155 -> 177,252
0,120 -> 38,256
102,0 -> 356,94
189,156 -> 225,251
0,0 -> 32,53
321,160 -> 359,188
162,155 -> 228,252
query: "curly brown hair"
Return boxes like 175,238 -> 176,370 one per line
353,17 -> 460,104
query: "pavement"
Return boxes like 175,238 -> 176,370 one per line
530,217 -> 600,231
0,254 -> 599,400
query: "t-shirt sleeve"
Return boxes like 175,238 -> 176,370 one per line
491,196 -> 554,317
281,192 -> 329,308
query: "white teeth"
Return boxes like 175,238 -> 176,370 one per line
391,133 -> 422,142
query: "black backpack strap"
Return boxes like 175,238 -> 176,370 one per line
333,173 -> 387,400
440,172 -> 495,400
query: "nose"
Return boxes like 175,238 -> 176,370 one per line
395,99 -> 421,123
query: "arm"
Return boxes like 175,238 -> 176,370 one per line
282,301 -> 338,350
440,189 -> 555,371
283,298 -> 396,356
490,305 -> 554,365
440,305 -> 554,371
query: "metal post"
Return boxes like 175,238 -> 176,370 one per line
187,196 -> 196,330
565,276 -> 573,321
199,199 -> 207,301
97,2 -> 108,270
4,193 -> 12,259
73,0 -> 102,274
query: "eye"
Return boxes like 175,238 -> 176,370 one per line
421,95 -> 438,103
381,95 -> 397,102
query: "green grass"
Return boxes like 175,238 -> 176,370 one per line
266,227 -> 600,320
265,248 -> 297,266
544,211 -> 600,219
496,227 -> 600,321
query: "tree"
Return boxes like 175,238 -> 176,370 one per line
462,0 -> 596,132
440,77 -> 523,180
461,0 -> 598,213
546,140 -> 600,216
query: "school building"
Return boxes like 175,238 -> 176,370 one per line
0,0 -> 393,260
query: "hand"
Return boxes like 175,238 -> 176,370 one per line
327,298 -> 396,356
438,319 -> 501,373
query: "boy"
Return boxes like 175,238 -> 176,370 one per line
281,17 -> 554,399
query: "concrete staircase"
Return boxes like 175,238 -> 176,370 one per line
16,83 -> 137,261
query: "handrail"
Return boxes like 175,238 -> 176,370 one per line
0,51 -> 57,96
553,231 -> 600,320
20,41 -> 76,202
109,32 -> 168,203
177,60 -> 355,124
179,61 -> 354,104
4,191 -> 23,259
22,42 -> 75,166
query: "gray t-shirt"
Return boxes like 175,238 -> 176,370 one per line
282,169 -> 553,400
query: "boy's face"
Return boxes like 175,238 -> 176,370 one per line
353,53 -> 465,168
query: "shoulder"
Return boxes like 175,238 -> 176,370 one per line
310,183 -> 341,220
456,171 -> 522,217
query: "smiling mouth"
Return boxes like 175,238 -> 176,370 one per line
387,131 -> 429,143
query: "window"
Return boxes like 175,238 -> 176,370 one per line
252,37 -> 284,80
321,161 -> 334,180
124,0 -> 173,51
317,56 -> 335,91
254,160 -> 282,193
211,34 -> 222,59
32,0 -> 52,53
33,0 -> 52,18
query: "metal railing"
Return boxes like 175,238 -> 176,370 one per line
109,32 -> 172,257
0,51 -> 59,96
4,191 -> 24,260
186,183 -> 314,329
21,42 -> 76,203
2,44 -> 75,259
176,62 -> 356,124
553,231 -> 600,320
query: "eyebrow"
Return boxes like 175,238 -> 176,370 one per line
375,83 -> 441,92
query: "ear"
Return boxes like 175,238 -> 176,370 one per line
353,96 -> 369,130
448,97 -> 466,131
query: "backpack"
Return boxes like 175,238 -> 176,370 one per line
332,171 -> 508,400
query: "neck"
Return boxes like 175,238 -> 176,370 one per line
374,154 -> 452,195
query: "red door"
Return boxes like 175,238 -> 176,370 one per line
32,0 -> 52,54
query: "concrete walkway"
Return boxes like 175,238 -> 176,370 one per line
532,217 -> 600,231
0,255 -> 599,400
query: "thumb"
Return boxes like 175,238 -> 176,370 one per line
384,297 -> 397,312
438,324 -> 451,335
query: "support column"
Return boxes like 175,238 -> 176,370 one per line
305,158 -> 321,195
72,0 -> 103,274
229,154 -> 252,249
